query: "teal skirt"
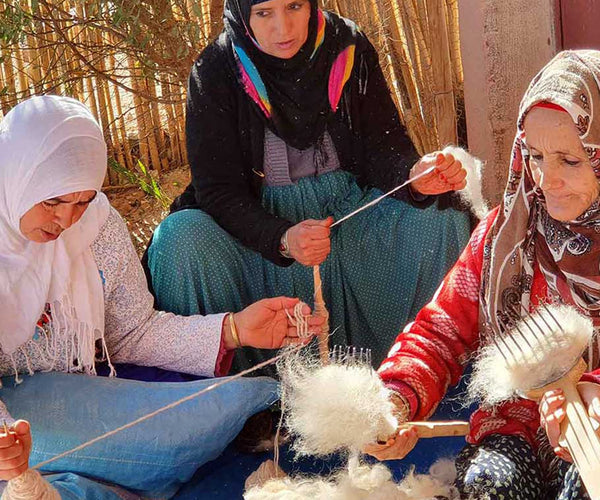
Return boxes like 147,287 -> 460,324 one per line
148,171 -> 470,371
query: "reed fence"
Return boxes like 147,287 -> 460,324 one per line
0,0 -> 463,187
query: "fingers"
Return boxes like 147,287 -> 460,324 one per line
287,219 -> 332,264
554,445 -> 573,463
589,396 -> 600,426
577,382 -> 600,427
286,316 -> 324,336
304,216 -> 334,228
282,335 -> 313,347
540,389 -> 566,449
412,152 -> 468,195
0,421 -> 30,481
434,154 -> 467,187
300,220 -> 332,239
363,427 -> 418,461
0,432 -> 16,450
0,435 -> 21,462
259,296 -> 300,312
295,250 -> 330,267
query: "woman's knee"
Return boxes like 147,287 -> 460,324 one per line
149,209 -> 235,271
455,436 -> 544,500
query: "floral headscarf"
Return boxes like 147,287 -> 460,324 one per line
480,50 -> 600,343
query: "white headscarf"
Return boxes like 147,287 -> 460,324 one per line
0,95 -> 110,372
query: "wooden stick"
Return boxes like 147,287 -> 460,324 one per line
400,420 -> 469,439
144,76 -> 167,173
528,358 -> 600,500
312,265 -> 329,365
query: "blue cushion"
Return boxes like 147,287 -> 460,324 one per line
1,372 -> 278,498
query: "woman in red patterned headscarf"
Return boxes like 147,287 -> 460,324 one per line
371,50 -> 600,500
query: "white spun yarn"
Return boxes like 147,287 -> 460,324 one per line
443,146 -> 489,220
279,353 -> 398,456
1,470 -> 60,500
469,304 -> 594,406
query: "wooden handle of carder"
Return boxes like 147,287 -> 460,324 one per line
559,378 -> 600,500
400,420 -> 470,439
527,358 -> 600,500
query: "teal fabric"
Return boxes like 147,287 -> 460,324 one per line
148,170 -> 471,371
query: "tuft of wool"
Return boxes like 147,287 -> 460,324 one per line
278,352 -> 398,456
442,146 -> 489,220
244,474 -> 338,500
428,457 -> 457,485
244,455 -> 460,500
336,454 -> 401,499
468,304 -> 594,407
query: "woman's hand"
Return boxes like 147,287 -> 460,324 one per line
540,382 -> 600,462
285,217 -> 333,266
363,393 -> 418,461
0,420 -> 32,480
410,152 -> 467,196
362,426 -> 419,461
225,297 -> 324,350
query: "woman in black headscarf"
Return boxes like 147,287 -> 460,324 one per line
146,0 -> 473,372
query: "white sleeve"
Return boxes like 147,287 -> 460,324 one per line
92,208 -> 226,377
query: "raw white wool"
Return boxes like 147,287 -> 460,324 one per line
469,304 -> 594,406
244,455 -> 459,500
336,454 -> 400,499
244,474 -> 338,500
278,353 -> 398,456
428,457 -> 458,486
442,146 -> 489,220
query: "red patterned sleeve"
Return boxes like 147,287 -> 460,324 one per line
378,208 -> 499,419
581,371 -> 600,385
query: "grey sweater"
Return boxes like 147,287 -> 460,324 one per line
0,208 -> 226,422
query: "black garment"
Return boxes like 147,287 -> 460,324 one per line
223,0 -> 357,149
173,14 -> 429,266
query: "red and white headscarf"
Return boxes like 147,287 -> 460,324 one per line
480,50 -> 600,341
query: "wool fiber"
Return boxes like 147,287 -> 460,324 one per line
442,146 -> 489,220
1,470 -> 60,500
469,304 -> 593,406
278,352 -> 398,456
244,455 -> 459,500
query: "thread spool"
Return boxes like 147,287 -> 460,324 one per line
1,470 -> 60,500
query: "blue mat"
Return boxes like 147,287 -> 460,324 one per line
174,370 -> 475,499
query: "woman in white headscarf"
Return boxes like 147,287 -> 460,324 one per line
0,95 -> 322,498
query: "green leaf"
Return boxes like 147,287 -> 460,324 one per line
136,159 -> 148,175
109,158 -> 170,209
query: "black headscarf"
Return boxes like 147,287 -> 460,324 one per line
223,0 -> 359,150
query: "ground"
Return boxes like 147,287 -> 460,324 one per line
104,167 -> 191,255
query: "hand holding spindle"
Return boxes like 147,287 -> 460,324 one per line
284,217 -> 333,266
0,421 -> 31,481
